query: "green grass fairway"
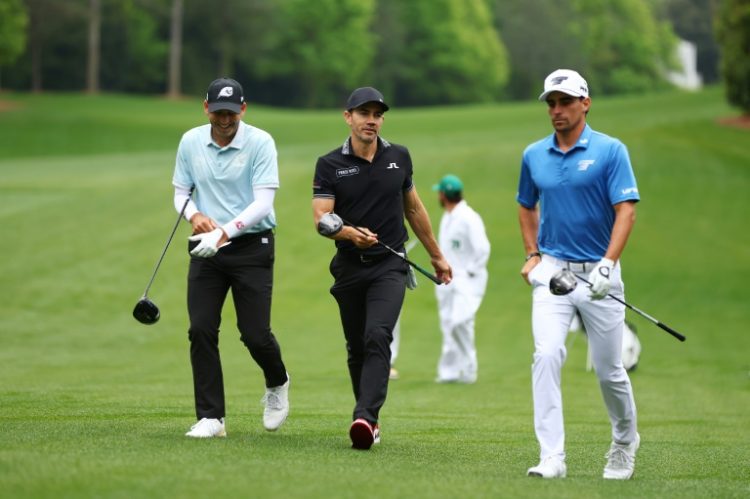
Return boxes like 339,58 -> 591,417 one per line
0,88 -> 748,498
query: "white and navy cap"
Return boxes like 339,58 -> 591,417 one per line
206,77 -> 244,113
346,87 -> 389,111
539,69 -> 589,101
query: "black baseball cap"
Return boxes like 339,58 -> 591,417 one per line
346,87 -> 389,112
206,77 -> 244,113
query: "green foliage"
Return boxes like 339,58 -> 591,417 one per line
494,0 -> 579,100
0,0 -> 28,69
15,0 -> 88,90
567,0 -> 678,95
257,0 -> 377,107
715,0 -> 750,113
181,0 -> 275,97
493,0 -> 679,99
396,0 -> 509,105
100,0 -> 169,93
0,0 -> 716,105
0,89 -> 748,497
369,0 -> 409,101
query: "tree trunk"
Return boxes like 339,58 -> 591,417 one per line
167,0 -> 183,99
86,0 -> 101,94
29,1 -> 43,93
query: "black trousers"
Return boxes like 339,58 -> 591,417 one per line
330,251 -> 407,424
187,230 -> 287,420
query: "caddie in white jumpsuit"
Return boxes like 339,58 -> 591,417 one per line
517,70 -> 640,480
433,175 -> 490,384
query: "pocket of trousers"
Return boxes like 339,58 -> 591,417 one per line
528,260 -> 550,288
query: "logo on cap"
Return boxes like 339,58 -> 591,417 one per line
551,76 -> 568,85
218,87 -> 234,98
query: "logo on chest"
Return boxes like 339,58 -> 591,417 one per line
577,160 -> 595,171
336,166 -> 360,178
230,154 -> 249,168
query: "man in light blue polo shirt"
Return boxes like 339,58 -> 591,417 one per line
517,69 -> 640,480
172,77 -> 290,438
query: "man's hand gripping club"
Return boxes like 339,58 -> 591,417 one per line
588,258 -> 614,300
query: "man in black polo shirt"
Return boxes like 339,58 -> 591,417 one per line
312,87 -> 452,450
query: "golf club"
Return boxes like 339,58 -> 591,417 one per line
549,269 -> 686,342
133,187 -> 193,325
339,217 -> 443,285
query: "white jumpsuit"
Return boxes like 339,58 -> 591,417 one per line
434,201 -> 490,383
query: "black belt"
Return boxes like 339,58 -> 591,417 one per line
232,229 -> 273,242
338,250 -> 392,265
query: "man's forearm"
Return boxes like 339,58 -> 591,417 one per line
518,205 -> 539,254
604,201 -> 636,262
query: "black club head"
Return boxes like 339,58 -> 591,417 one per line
133,297 -> 160,325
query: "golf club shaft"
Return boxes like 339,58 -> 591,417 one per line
339,217 -> 443,285
142,188 -> 193,297
575,275 -> 686,342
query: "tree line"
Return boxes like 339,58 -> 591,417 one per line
1,0 -> 744,112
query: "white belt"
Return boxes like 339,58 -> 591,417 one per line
542,254 -> 600,273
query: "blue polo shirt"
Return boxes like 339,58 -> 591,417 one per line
172,121 -> 278,233
516,124 -> 639,261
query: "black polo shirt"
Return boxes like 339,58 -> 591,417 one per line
313,136 -> 414,256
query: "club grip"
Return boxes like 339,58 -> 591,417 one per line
657,321 -> 686,342
407,260 -> 442,285
415,265 -> 443,285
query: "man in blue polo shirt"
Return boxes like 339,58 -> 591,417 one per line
517,69 -> 640,480
172,77 -> 290,438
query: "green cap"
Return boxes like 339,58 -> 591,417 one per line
432,174 -> 463,194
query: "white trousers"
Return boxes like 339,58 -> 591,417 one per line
529,256 -> 638,460
436,287 -> 483,382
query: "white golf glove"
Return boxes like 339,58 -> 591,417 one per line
189,228 -> 227,258
398,252 -> 418,290
587,258 -> 614,300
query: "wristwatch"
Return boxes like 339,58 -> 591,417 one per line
525,251 -> 541,262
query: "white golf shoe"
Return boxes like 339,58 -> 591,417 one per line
603,433 -> 640,479
261,378 -> 290,431
373,423 -> 381,445
185,417 -> 226,438
527,456 -> 567,478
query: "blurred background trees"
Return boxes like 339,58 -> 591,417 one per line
0,0 -> 739,110
0,0 -> 28,89
715,0 -> 750,113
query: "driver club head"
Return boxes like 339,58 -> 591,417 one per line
549,269 -> 578,296
133,297 -> 160,325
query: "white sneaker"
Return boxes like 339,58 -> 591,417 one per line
527,456 -> 567,478
603,433 -> 640,479
261,378 -> 289,431
185,417 -> 226,438
373,424 -> 381,445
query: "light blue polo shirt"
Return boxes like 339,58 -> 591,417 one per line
172,121 -> 278,233
516,124 -> 639,261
